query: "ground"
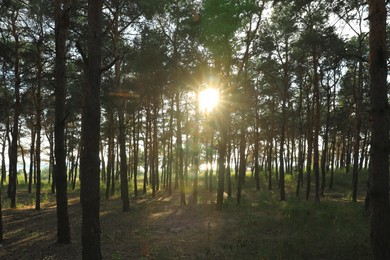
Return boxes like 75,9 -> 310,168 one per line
0,179 -> 373,259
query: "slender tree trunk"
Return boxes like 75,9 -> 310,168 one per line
72,146 -> 80,191
151,105 -> 159,197
118,105 -> 130,211
100,140 -> 105,183
306,98 -> 314,201
237,125 -> 246,204
312,43 -> 320,203
1,131 -> 7,186
226,137 -> 232,198
329,82 -> 337,190
105,110 -> 113,198
296,81 -> 304,196
192,91 -> 200,205
176,92 -> 186,205
8,9 -> 21,209
268,137 -> 273,190
320,87 -> 331,196
19,141 -> 27,184
352,54 -> 364,202
359,129 -> 368,171
216,121 -> 227,211
254,114 -> 260,191
133,110 -> 140,197
143,105 -> 150,194
167,96 -> 174,195
35,39 -> 44,212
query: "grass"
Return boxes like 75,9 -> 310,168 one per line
196,169 -> 372,259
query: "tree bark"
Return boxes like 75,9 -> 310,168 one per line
367,0 -> 390,258
54,0 -> 71,243
80,0 -> 103,258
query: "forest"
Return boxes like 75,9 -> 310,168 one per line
0,0 -> 389,259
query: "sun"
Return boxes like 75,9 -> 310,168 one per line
199,88 -> 219,113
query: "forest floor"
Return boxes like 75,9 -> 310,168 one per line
0,174 -> 372,259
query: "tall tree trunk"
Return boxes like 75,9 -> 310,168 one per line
118,105 -> 130,211
192,91 -> 200,205
306,97 -> 314,201
268,137 -> 273,190
296,79 -> 304,196
72,146 -> 80,191
320,85 -> 330,196
133,110 -> 140,197
352,59 -> 363,202
312,43 -> 320,203
105,109 -> 114,198
19,141 -> 27,184
167,96 -> 174,195
226,136 -> 232,198
254,112 -> 260,191
236,124 -> 246,205
80,1 -> 103,258
0,67 -> 9,186
279,47 -> 289,201
8,8 -> 21,209
176,92 -> 186,205
367,0 -> 390,258
100,140 -> 105,183
216,119 -> 227,211
35,38 -> 44,212
143,105 -> 150,194
151,104 -> 159,197
54,0 -> 71,243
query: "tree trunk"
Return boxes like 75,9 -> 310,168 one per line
133,110 -> 140,197
80,1 -> 103,258
176,92 -> 186,205
143,105 -> 150,194
236,124 -> 246,205
19,141 -> 27,184
312,43 -> 320,203
226,137 -> 232,198
151,104 -> 159,197
254,113 -> 260,191
192,91 -> 200,205
352,57 -> 363,202
268,137 -> 273,190
105,110 -> 114,198
367,0 -> 390,258
216,121 -> 227,211
8,8 -> 21,209
306,96 -> 314,201
320,87 -> 331,196
118,105 -> 130,211
54,0 -> 71,243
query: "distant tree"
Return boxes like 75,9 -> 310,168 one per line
367,0 -> 390,258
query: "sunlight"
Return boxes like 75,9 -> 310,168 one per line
199,88 -> 219,113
